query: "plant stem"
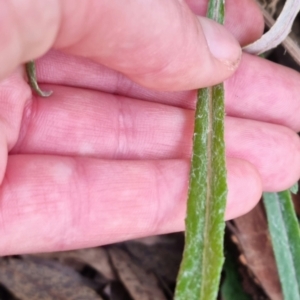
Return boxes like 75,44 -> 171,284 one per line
25,60 -> 52,97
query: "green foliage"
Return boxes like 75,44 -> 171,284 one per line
175,0 -> 300,299
263,191 -> 300,299
174,1 -> 227,299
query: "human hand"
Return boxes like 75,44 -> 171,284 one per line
0,0 -> 299,255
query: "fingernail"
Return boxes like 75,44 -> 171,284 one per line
199,17 -> 241,67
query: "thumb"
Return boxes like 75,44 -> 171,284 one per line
1,0 -> 241,91
54,1 -> 242,91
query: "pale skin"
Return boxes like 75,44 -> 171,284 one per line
0,0 -> 300,255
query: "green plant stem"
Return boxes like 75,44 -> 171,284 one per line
174,2 -> 227,299
25,60 -> 52,97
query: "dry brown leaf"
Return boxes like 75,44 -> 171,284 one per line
256,0 -> 300,67
132,236 -> 167,246
30,247 -> 115,281
105,281 -> 132,300
73,248 -> 116,280
0,257 -> 103,300
233,202 -> 282,300
125,234 -> 183,283
108,247 -> 167,300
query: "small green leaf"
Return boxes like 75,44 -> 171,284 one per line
174,2 -> 227,298
263,191 -> 300,299
289,182 -> 298,194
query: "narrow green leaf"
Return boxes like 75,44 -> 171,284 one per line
263,191 -> 300,299
289,182 -> 298,194
207,0 -> 224,23
174,2 -> 227,299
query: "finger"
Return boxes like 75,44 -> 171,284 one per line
31,50 -> 198,108
225,118 -> 300,191
226,54 -> 300,132
11,86 -> 300,191
1,0 -> 242,90
0,155 -> 261,255
57,0 -> 241,91
225,0 -> 264,45
34,49 -> 300,132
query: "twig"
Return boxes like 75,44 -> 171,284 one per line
244,0 -> 300,55
260,4 -> 300,66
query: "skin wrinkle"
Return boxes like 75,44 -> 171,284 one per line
115,71 -> 136,99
